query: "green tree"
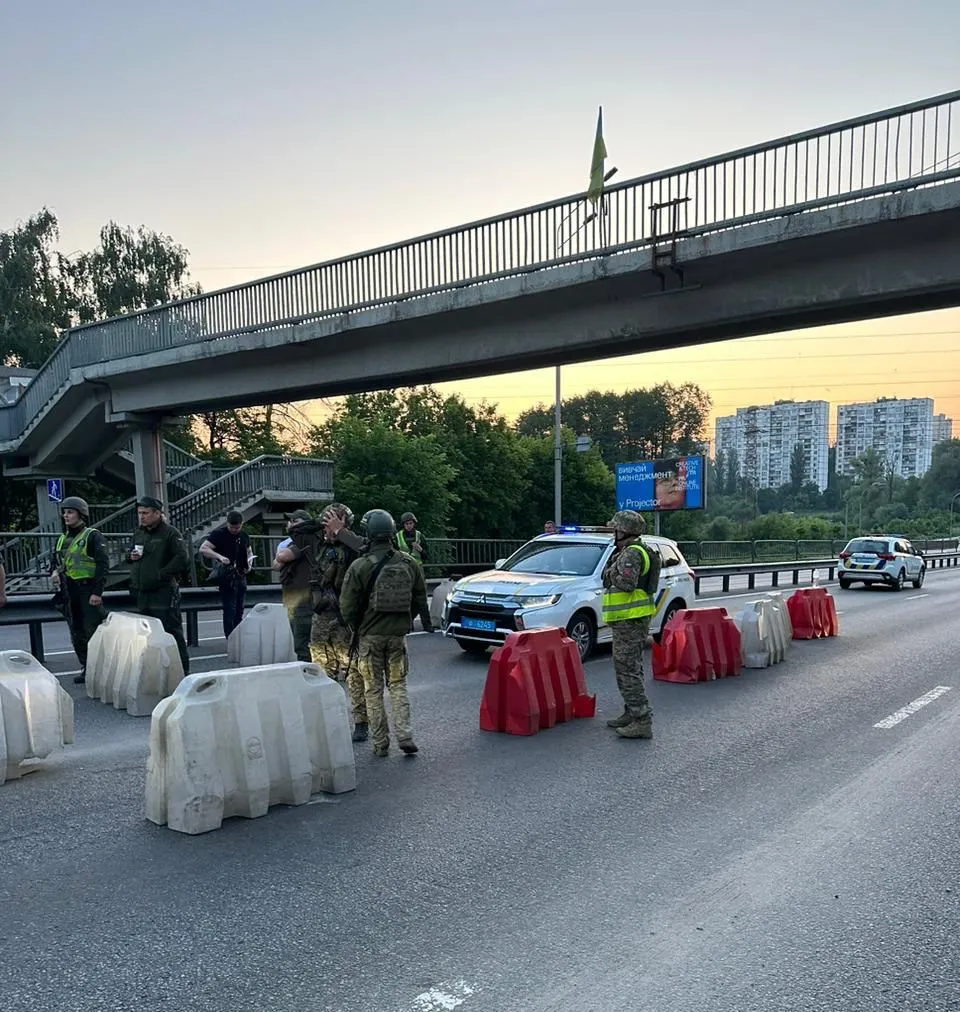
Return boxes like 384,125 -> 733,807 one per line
789,443 -> 805,491
920,439 -> 960,511
0,209 -> 72,367
311,415 -> 456,535
63,222 -> 200,323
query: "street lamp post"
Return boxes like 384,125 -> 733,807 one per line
949,491 -> 960,536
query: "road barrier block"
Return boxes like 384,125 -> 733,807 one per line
87,612 -> 184,716
786,588 -> 839,640
430,580 -> 455,627
146,662 -> 355,835
0,651 -> 74,784
735,599 -> 789,668
479,628 -> 596,736
227,603 -> 295,666
766,592 -> 794,644
652,608 -> 742,683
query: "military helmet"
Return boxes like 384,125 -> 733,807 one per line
400,511 -> 417,524
361,508 -> 396,540
608,509 -> 646,536
322,502 -> 354,527
61,496 -> 90,520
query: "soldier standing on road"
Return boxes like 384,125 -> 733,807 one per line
273,509 -> 319,662
52,497 -> 109,685
309,503 -> 370,743
128,496 -> 190,675
601,509 -> 661,740
340,509 -> 430,758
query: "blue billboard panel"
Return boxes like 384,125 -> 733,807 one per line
615,456 -> 705,512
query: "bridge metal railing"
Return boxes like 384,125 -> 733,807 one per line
1,91 -> 959,446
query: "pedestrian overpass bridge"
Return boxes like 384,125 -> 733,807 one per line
3,89 -> 960,497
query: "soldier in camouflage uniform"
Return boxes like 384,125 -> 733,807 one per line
340,509 -> 430,758
602,509 -> 661,739
309,503 -> 370,743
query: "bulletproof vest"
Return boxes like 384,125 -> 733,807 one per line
317,542 -> 354,592
369,552 -> 416,614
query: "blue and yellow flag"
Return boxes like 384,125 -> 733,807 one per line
587,106 -> 607,206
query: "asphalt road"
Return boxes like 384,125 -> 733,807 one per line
1,570 -> 958,1011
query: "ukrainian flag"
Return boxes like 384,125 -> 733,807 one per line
587,106 -> 607,206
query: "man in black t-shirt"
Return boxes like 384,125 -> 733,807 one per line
199,511 -> 252,638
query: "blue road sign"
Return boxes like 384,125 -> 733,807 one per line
46,478 -> 63,504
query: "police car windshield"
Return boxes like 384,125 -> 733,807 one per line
503,541 -> 605,576
846,538 -> 889,554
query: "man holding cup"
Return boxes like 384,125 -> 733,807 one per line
129,496 -> 190,675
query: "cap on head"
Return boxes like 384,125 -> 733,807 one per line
286,509 -> 312,524
321,502 -> 354,527
137,496 -> 164,511
362,508 -> 396,541
61,496 -> 90,520
608,509 -> 646,536
400,511 -> 417,525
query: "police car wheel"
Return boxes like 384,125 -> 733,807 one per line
892,569 -> 905,591
653,601 -> 681,644
838,577 -> 852,590
911,567 -> 925,589
566,611 -> 596,662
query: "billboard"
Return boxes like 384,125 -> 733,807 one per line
615,456 -> 706,512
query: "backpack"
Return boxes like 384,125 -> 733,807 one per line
369,551 -> 416,614
638,539 -> 662,596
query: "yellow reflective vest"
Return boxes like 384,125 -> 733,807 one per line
55,528 -> 97,581
602,542 -> 656,623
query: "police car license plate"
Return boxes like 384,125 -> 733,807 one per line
462,617 -> 496,632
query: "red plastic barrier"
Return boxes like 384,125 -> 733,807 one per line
786,587 -> 839,639
479,628 -> 597,735
652,608 -> 742,683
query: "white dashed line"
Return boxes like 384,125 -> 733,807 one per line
873,686 -> 952,729
904,593 -> 929,601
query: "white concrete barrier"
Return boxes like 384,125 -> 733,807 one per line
0,651 -> 74,784
766,592 -> 794,646
736,599 -> 789,668
227,603 -> 295,666
86,612 -> 184,716
145,661 -> 355,835
430,579 -> 455,626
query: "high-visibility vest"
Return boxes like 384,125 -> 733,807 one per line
55,527 -> 97,581
396,529 -> 422,565
602,543 -> 656,623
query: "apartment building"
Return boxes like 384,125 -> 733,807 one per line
713,400 -> 830,492
835,397 -> 934,478
933,413 -> 953,445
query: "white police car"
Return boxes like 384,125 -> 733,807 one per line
442,528 -> 697,660
837,534 -> 926,591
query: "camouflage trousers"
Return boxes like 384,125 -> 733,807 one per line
357,634 -> 412,748
610,618 -> 652,719
309,613 -> 367,724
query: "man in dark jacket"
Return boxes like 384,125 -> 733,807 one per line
128,496 -> 190,675
199,510 -> 251,638
52,496 -> 109,684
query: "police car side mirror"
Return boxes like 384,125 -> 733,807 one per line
495,558 -> 506,569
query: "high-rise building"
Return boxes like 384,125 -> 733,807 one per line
713,400 -> 830,491
835,397 -> 934,478
933,413 -> 953,445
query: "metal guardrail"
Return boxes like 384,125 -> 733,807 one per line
5,553 -> 959,663
677,537 -> 959,565
1,92 -> 958,446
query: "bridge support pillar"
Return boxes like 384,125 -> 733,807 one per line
131,426 -> 168,509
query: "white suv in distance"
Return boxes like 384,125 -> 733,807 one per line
441,531 -> 697,661
838,535 -> 925,591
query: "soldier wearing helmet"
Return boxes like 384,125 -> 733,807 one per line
601,509 -> 661,739
395,511 -> 433,632
52,496 -> 110,684
340,508 -> 430,757
309,503 -> 370,743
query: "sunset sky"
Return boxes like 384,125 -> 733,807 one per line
2,0 -> 958,444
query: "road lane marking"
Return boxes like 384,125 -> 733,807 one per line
873,686 -> 951,729
905,593 -> 929,600
410,982 -> 476,1011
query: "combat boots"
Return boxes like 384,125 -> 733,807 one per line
615,717 -> 653,739
605,711 -> 633,728
352,721 -> 368,743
